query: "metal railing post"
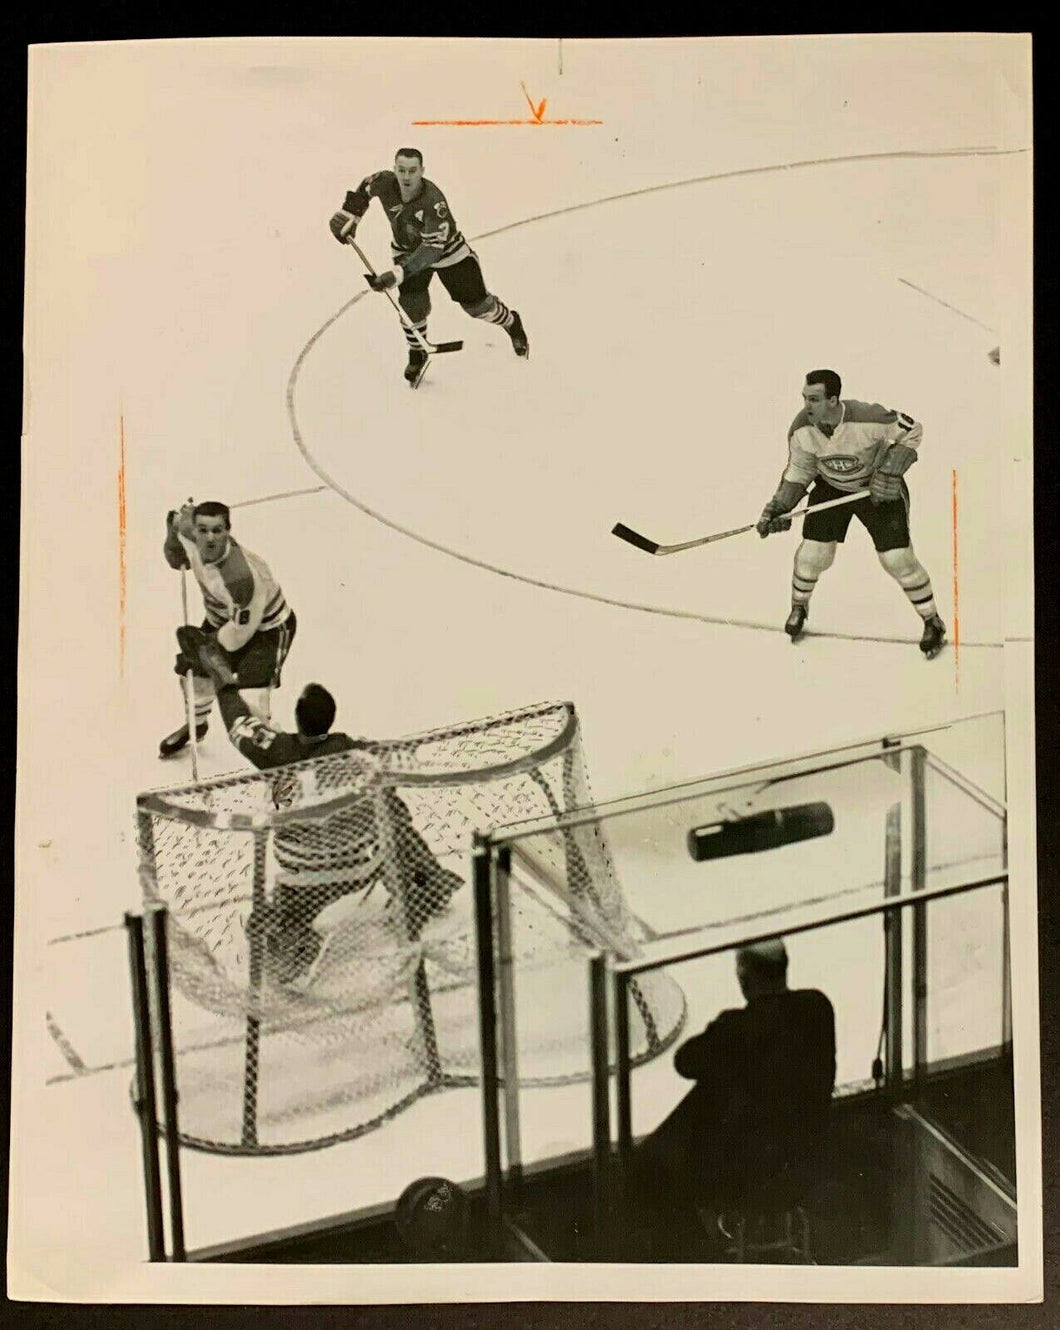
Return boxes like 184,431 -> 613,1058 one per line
1001,773 -> 1012,1050
495,845 -> 524,1202
589,952 -> 612,1258
124,911 -> 165,1261
882,738 -> 905,1088
910,746 -> 929,1082
148,906 -> 186,1261
473,832 -> 503,1237
614,969 -> 633,1179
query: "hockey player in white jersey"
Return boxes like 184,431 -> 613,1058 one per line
756,370 -> 946,657
159,501 -> 297,757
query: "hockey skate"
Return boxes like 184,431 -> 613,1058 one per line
159,720 -> 208,758
506,311 -> 529,359
919,614 -> 947,660
404,348 -> 429,389
784,605 -> 807,642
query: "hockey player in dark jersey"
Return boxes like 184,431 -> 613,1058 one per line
178,626 -> 463,982
329,147 -> 528,384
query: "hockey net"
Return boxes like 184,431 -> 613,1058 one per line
136,701 -> 686,1154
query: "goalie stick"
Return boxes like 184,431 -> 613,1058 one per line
612,490 -> 870,556
345,238 -> 464,356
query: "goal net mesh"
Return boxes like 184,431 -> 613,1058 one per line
136,701 -> 686,1154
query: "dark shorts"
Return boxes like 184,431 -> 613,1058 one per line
399,254 -> 488,308
176,611 -> 297,688
802,479 -> 911,552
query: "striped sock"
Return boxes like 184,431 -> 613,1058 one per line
186,678 -> 214,725
403,322 -> 428,350
477,295 -> 513,328
791,573 -> 817,608
900,572 -> 937,620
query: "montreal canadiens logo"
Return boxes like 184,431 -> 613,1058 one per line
824,456 -> 861,474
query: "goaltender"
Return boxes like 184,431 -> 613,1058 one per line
178,626 -> 463,981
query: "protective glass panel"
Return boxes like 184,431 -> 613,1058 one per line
493,712 -> 1008,1111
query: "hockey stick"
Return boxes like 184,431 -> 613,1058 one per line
180,564 -> 200,783
345,238 -> 463,355
612,490 -> 870,556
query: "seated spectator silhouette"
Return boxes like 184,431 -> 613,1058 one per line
627,937 -> 836,1260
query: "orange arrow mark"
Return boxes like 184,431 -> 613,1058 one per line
520,82 -> 547,123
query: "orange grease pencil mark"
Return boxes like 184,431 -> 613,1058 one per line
951,468 -> 960,691
520,82 -> 547,124
411,117 -> 603,126
118,415 -> 127,677
413,84 -> 601,127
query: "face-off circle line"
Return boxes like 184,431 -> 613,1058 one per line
285,146 -> 1026,650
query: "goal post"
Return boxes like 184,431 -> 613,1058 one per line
134,700 -> 687,1156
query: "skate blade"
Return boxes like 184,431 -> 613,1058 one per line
408,359 -> 431,390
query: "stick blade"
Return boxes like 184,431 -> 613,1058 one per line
431,340 -> 463,354
611,522 -> 659,554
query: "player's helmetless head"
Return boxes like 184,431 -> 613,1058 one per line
296,683 -> 336,738
802,369 -> 842,425
394,148 -> 424,201
192,501 -> 231,564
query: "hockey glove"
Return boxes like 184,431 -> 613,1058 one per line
869,472 -> 902,504
870,442 -> 918,505
164,510 -> 191,568
167,503 -> 196,538
756,502 -> 793,538
329,210 -> 357,243
176,625 -> 237,688
175,624 -> 207,676
365,269 -> 400,292
197,636 -> 239,690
